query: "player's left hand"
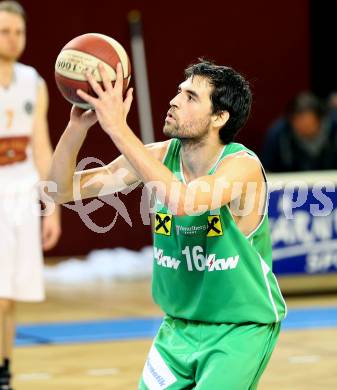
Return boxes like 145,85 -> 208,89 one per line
76,63 -> 133,137
42,208 -> 62,251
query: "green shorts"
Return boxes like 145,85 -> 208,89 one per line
139,315 -> 280,389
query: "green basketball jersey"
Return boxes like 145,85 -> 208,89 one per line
152,139 -> 287,324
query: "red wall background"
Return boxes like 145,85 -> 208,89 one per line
18,0 -> 310,256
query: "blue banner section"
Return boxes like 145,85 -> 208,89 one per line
269,185 -> 337,275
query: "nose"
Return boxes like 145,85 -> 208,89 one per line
8,33 -> 19,44
169,93 -> 180,108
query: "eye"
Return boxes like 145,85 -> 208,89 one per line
187,94 -> 193,101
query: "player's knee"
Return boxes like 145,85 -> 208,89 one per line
0,299 -> 15,313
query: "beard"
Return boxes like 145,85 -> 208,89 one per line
163,116 -> 211,143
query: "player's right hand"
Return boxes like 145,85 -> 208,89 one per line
69,105 -> 98,131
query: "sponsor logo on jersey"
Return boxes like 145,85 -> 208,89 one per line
207,215 -> 223,237
154,247 -> 181,269
24,101 -> 34,115
205,254 -> 240,271
154,246 -> 239,272
155,213 -> 172,236
142,345 -> 177,389
175,224 -> 207,236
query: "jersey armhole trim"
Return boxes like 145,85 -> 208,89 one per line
246,160 -> 269,239
258,254 -> 280,322
209,144 -> 227,174
161,139 -> 174,165
215,150 -> 268,239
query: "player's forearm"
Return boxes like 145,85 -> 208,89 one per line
110,126 -> 187,215
34,143 -> 53,181
48,123 -> 88,203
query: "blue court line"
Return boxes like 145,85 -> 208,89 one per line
15,306 -> 337,347
16,317 -> 162,347
282,306 -> 337,330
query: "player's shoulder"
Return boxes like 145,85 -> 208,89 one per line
217,142 -> 262,177
15,62 -> 39,77
15,62 -> 42,87
222,142 -> 259,162
145,140 -> 171,161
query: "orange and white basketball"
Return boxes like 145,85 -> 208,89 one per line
54,33 -> 131,109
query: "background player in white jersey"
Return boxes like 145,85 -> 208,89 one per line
0,2 -> 61,389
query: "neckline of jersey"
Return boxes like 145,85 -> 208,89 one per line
179,143 -> 227,184
0,63 -> 17,90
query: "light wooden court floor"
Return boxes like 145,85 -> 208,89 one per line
13,280 -> 337,390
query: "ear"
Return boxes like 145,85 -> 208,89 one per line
212,111 -> 230,128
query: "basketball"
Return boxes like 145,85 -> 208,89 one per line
54,33 -> 131,109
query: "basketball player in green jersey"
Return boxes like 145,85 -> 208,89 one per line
49,60 -> 287,389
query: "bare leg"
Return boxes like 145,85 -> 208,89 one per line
2,301 -> 15,360
0,302 -> 4,363
0,299 -> 15,389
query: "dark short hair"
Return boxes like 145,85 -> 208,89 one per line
286,92 -> 326,119
0,1 -> 26,21
184,59 -> 252,144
